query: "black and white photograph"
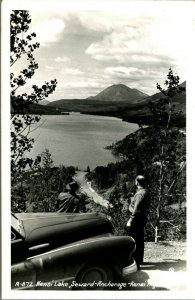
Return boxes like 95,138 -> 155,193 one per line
1,0 -> 195,299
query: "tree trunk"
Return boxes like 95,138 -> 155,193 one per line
155,226 -> 158,243
155,204 -> 161,243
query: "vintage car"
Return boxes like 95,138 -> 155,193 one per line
11,212 -> 137,290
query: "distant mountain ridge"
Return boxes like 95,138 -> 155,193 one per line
20,81 -> 185,127
47,84 -> 148,109
87,84 -> 148,102
45,81 -> 185,125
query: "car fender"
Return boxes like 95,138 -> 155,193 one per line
12,235 -> 135,288
11,261 -> 36,289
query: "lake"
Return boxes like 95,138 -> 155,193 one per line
29,113 -> 138,170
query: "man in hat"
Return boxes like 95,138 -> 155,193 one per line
56,181 -> 82,213
126,175 -> 151,270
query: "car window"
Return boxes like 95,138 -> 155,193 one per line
11,214 -> 25,238
11,231 -> 16,241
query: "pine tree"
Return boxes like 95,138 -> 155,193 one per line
10,10 -> 57,183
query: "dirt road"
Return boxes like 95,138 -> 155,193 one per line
73,171 -> 109,207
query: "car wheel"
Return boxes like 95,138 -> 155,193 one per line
75,261 -> 116,290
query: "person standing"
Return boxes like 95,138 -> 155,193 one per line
126,175 -> 151,270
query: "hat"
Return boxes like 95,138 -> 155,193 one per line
58,192 -> 68,200
66,181 -> 80,191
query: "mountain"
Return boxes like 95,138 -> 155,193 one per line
46,84 -> 149,113
87,84 -> 148,102
39,100 -> 50,106
17,81 -> 185,127
143,81 -> 186,112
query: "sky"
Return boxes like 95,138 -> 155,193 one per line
7,0 -> 195,101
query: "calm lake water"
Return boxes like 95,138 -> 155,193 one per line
29,113 -> 138,170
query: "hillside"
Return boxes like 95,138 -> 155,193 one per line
47,84 -> 148,112
47,82 -> 186,122
143,81 -> 186,111
40,100 -> 50,106
47,99 -> 132,114
87,84 -> 148,102
16,82 -> 186,125
119,81 -> 186,125
19,102 -> 64,115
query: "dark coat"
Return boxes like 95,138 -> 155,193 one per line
56,192 -> 80,213
129,187 -> 151,220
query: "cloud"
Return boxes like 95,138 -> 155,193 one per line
52,78 -> 106,99
103,66 -> 167,95
85,10 -> 190,77
55,56 -> 70,63
45,65 -> 54,70
33,18 -> 65,46
8,1 -> 193,100
85,25 -> 160,63
72,6 -> 175,33
60,68 -> 84,76
104,66 -> 145,78
104,66 -> 164,80
58,81 -> 100,89
74,11 -> 128,33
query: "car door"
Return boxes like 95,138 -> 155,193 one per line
11,227 -> 28,264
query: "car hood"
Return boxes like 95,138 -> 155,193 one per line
15,212 -> 113,248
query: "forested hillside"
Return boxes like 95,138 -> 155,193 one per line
86,70 -> 186,241
19,82 -> 185,128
